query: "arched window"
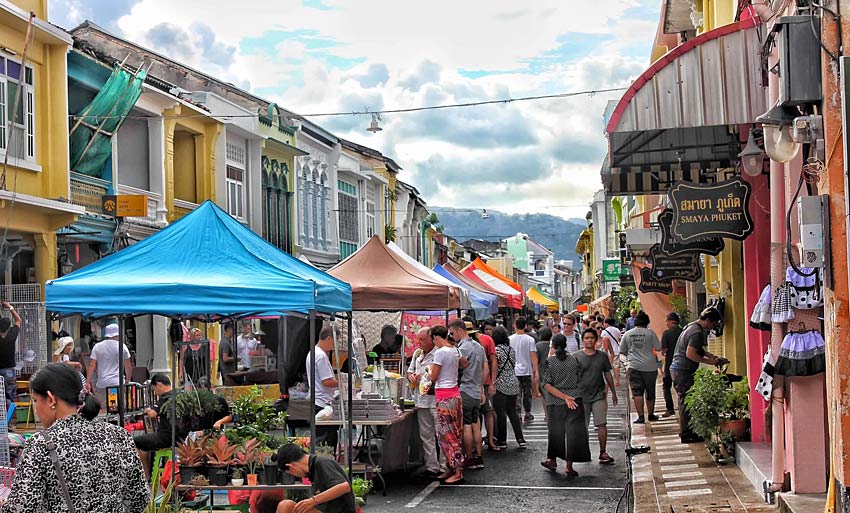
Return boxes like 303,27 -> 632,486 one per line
311,170 -> 319,246
299,164 -> 308,246
319,171 -> 328,251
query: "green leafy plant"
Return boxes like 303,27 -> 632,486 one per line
146,479 -> 180,513
614,286 -> 639,323
723,378 -> 750,420
384,224 -> 397,242
352,477 -> 373,506
313,444 -> 334,457
231,385 -> 287,434
235,438 -> 265,475
668,294 -> 692,325
231,468 -> 243,480
159,389 -> 223,425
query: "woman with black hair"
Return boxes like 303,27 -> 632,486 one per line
1,363 -> 149,513
428,325 -> 465,485
491,326 -> 526,449
540,332 -> 591,477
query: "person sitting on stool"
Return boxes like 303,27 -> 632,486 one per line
274,443 -> 356,513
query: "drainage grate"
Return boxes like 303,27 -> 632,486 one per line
669,501 -> 733,513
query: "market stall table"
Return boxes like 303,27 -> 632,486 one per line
176,484 -> 310,509
315,410 -> 414,494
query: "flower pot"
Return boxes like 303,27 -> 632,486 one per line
261,464 -> 278,485
232,478 -> 244,486
208,465 -> 229,486
720,419 -> 748,441
247,474 -> 258,486
181,465 -> 201,485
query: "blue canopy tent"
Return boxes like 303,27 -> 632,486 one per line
432,264 -> 498,318
45,200 -> 352,486
46,200 -> 351,318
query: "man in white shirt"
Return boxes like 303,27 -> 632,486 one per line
236,322 -> 258,370
561,314 -> 582,353
601,318 -> 622,386
619,311 -> 662,424
407,327 -> 444,478
509,316 -> 539,424
86,323 -> 132,412
307,326 -> 339,450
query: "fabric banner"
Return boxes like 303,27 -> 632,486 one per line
400,312 -> 459,357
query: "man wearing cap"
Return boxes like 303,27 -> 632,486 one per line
406,327 -> 444,479
660,312 -> 683,418
0,302 -> 21,427
671,308 -> 729,443
449,318 -> 488,470
86,323 -> 132,411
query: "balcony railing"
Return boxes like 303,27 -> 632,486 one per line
69,172 -> 110,214
173,198 -> 199,220
117,184 -> 163,226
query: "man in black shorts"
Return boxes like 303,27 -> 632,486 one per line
134,374 -> 187,474
618,311 -> 662,424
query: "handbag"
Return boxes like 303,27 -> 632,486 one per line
43,429 -> 75,513
786,266 -> 823,310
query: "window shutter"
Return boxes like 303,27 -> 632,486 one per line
0,77 -> 7,152
25,85 -> 33,159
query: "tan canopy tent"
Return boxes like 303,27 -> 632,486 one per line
328,236 -> 465,311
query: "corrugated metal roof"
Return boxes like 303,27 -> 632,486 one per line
603,18 -> 768,196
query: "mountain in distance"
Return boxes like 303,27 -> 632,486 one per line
432,207 -> 586,264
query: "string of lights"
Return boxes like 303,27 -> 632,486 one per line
66,86 -> 627,122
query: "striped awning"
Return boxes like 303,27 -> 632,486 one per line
603,18 -> 767,196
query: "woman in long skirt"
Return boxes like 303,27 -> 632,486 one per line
428,325 -> 465,485
541,333 -> 591,476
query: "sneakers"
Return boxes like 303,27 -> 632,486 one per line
634,415 -> 645,424
661,410 -> 675,418
598,452 -> 615,465
648,414 -> 659,421
517,440 -> 528,449
523,413 -> 535,424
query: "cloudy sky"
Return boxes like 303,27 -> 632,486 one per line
49,0 -> 659,220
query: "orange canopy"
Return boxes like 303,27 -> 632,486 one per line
468,258 -> 523,292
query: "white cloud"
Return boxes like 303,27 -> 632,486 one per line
51,0 -> 660,221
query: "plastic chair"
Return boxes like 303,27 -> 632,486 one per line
150,448 -> 173,491
14,381 -> 32,429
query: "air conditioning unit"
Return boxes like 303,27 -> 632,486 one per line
624,228 -> 660,250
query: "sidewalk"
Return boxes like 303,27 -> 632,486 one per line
629,384 -> 776,513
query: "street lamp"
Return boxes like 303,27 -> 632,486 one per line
366,113 -> 383,133
738,128 -> 765,177
756,103 -> 800,163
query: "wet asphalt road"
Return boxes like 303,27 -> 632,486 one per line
365,384 -> 630,513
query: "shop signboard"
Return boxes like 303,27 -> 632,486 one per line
668,178 -> 753,241
638,267 -> 673,294
658,209 -> 725,256
648,244 -> 703,282
602,259 -> 622,282
102,194 -> 148,217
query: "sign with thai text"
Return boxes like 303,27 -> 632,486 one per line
102,194 -> 148,217
602,259 -> 622,282
648,244 -> 703,282
658,210 -> 725,256
668,178 -> 753,241
638,267 -> 673,294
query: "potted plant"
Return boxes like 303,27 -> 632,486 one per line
231,386 -> 288,435
260,448 -> 278,485
206,435 -> 237,486
159,388 -> 224,432
236,438 -> 264,486
231,467 -> 244,487
683,368 -> 728,458
720,378 -> 750,441
351,477 -> 372,507
176,437 -> 207,484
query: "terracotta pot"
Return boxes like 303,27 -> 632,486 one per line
720,419 -> 747,441
247,474 -> 258,486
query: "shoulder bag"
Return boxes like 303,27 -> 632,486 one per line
43,429 -> 75,513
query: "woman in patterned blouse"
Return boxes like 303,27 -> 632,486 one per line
541,333 -> 591,477
1,363 -> 150,513
491,326 -> 526,449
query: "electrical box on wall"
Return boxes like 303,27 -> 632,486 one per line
775,16 -> 823,106
798,195 -> 828,267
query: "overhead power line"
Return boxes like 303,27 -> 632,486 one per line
66,86 -> 628,122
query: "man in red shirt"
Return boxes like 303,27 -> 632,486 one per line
466,319 -> 498,451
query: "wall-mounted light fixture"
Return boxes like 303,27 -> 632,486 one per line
738,128 -> 765,177
755,103 -> 800,163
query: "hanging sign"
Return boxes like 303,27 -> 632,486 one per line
102,194 -> 148,217
658,210 -> 725,256
648,244 -> 703,282
668,178 -> 753,241
602,259 -> 622,282
638,267 -> 673,294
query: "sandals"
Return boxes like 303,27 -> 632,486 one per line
540,459 -> 557,472
566,469 -> 579,477
442,476 -> 465,485
599,452 -> 615,465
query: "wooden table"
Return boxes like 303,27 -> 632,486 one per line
316,410 -> 415,494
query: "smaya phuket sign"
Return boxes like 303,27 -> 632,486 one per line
668,178 -> 753,241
